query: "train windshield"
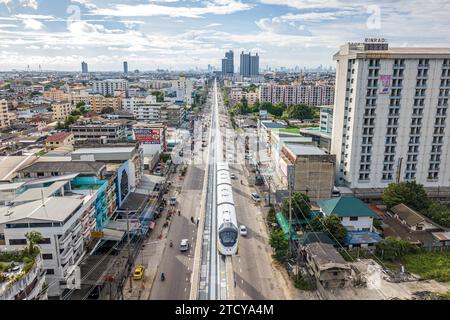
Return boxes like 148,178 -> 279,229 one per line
219,229 -> 237,247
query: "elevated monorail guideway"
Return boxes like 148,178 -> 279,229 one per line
197,79 -> 237,300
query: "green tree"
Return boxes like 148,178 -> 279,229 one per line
71,109 -> 81,116
25,231 -> 43,256
76,101 -> 86,108
282,192 -> 311,219
64,115 -> 79,127
375,237 -> 416,262
267,206 -> 277,225
252,101 -> 260,113
240,96 -> 248,110
283,104 -> 316,120
310,214 -> 347,244
425,203 -> 450,228
382,181 -> 431,211
269,228 -> 288,261
101,107 -> 114,114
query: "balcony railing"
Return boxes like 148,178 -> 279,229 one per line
60,247 -> 73,265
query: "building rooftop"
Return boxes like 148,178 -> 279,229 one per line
390,203 -> 425,227
12,180 -> 68,204
261,121 -> 287,129
0,156 -> 38,181
0,197 -> 83,224
285,143 -> 326,156
432,231 -> 450,242
300,127 -> 332,139
305,242 -> 350,269
45,132 -> 72,142
18,161 -> 106,175
317,196 -> 376,218
71,147 -> 135,155
344,231 -> 383,245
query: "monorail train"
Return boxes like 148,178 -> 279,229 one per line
216,162 -> 239,255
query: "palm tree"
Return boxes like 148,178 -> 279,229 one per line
25,231 -> 43,256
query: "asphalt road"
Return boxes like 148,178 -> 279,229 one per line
149,124 -> 207,300
215,91 -> 287,300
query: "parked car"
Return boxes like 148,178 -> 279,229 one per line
180,239 -> 190,252
170,196 -> 177,206
251,192 -> 261,202
132,265 -> 145,280
239,225 -> 248,236
230,173 -> 236,179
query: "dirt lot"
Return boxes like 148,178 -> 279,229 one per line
316,259 -> 450,300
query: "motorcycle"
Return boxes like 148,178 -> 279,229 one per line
161,273 -> 165,281
170,240 -> 173,248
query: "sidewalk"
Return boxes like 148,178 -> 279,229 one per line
122,168 -> 183,300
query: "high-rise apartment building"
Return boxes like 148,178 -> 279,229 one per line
81,61 -> 88,74
92,79 -> 128,97
52,101 -> 73,121
123,95 -> 161,121
221,50 -> 234,76
89,95 -> 122,114
259,84 -> 334,107
0,99 -> 10,129
251,53 -> 259,77
332,41 -> 450,196
123,61 -> 128,74
240,51 -> 259,77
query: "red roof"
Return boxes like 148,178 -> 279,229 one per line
46,132 -> 72,142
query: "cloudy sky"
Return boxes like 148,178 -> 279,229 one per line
0,0 -> 449,71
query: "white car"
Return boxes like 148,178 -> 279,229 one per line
239,225 -> 248,236
251,192 -> 261,202
230,173 -> 236,179
180,239 -> 190,252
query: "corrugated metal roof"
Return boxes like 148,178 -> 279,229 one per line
317,196 -> 376,217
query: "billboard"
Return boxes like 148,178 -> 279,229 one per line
379,75 -> 392,94
259,110 -> 268,118
134,128 -> 161,144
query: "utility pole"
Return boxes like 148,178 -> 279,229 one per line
126,209 -> 132,292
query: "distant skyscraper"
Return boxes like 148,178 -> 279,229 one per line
240,51 -> 259,78
221,50 -> 234,76
81,61 -> 88,74
123,61 -> 128,74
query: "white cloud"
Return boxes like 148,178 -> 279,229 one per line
15,14 -> 55,20
0,0 -> 38,11
22,18 -> 43,30
205,23 -> 222,28
255,17 -> 311,35
280,11 -> 356,22
0,23 -> 17,28
90,0 -> 253,18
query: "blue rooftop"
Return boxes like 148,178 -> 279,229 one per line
344,231 -> 383,245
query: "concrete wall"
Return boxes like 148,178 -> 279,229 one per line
294,154 -> 335,201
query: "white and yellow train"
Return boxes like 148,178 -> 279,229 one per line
216,162 -> 238,255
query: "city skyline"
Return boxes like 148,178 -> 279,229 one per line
1,0 -> 450,71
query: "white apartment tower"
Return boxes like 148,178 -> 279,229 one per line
93,79 -> 128,97
332,41 -> 450,196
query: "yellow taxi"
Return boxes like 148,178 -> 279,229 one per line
132,265 -> 145,280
